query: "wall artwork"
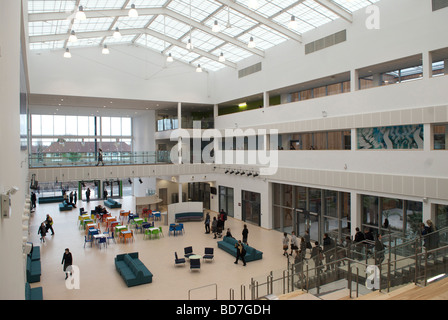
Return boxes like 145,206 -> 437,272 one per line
357,124 -> 424,150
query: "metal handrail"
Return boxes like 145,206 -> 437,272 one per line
188,283 -> 218,300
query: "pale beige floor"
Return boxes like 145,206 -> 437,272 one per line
28,196 -> 289,300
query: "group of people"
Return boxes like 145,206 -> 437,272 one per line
37,214 -> 55,242
63,190 -> 77,208
204,210 -> 250,266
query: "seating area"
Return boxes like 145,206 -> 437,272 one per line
38,195 -> 64,204
26,246 -> 42,283
175,212 -> 203,222
114,252 -> 153,287
217,236 -> 263,262
25,282 -> 43,300
59,201 -> 74,211
104,199 -> 122,208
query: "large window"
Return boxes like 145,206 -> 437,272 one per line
357,124 -> 424,150
433,124 -> 448,150
30,114 -> 132,166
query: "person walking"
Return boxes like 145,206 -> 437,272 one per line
204,212 -> 210,234
323,233 -> 335,271
38,222 -> 47,243
282,232 -> 290,257
30,192 -> 37,209
374,234 -> 385,265
242,224 -> 249,245
234,240 -> 246,266
61,248 -> 73,280
304,229 -> 312,253
96,148 -> 104,166
290,231 -> 299,256
311,241 -> 323,268
45,214 -> 55,235
212,216 -> 218,239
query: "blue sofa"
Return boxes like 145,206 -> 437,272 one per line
26,256 -> 41,283
175,212 -> 203,222
59,201 -> 73,211
25,282 -> 43,300
38,195 -> 64,204
217,236 -> 263,262
27,242 -> 40,261
115,252 -> 153,287
104,199 -> 122,209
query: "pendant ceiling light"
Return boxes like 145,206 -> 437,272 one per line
196,64 -> 202,72
68,30 -> 78,42
63,48 -> 71,58
248,36 -> 256,48
128,4 -> 138,17
218,52 -> 226,62
167,53 -> 173,62
113,27 -> 122,39
288,15 -> 298,29
75,5 -> 86,20
186,39 -> 193,50
212,20 -> 221,32
102,44 -> 110,54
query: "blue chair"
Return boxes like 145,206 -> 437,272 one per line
154,212 -> 161,221
84,235 -> 92,248
175,225 -> 183,236
104,230 -> 115,244
98,236 -> 107,249
179,223 -> 185,234
203,247 -> 214,262
169,224 -> 176,236
184,246 -> 194,259
175,252 -> 186,266
190,258 -> 201,271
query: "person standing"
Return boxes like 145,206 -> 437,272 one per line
374,234 -> 385,265
234,240 -> 246,266
74,191 -> 77,206
282,232 -> 290,257
86,188 -> 91,202
45,214 -> 55,235
242,224 -> 249,245
204,212 -> 210,234
323,233 -> 334,271
61,248 -> 73,280
212,216 -> 218,239
304,229 -> 312,253
30,192 -> 37,209
219,209 -> 227,229
290,231 -> 299,256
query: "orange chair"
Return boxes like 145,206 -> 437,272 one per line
123,230 -> 134,244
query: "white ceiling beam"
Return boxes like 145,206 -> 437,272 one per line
313,0 -> 353,23
215,0 -> 302,43
29,7 -> 265,57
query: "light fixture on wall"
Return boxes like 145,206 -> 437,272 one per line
113,27 -> 122,39
102,44 -> 110,54
63,48 -> 71,58
68,30 -> 78,42
167,53 -> 173,62
75,6 -> 87,21
218,52 -> 226,62
196,64 -> 202,72
212,20 -> 221,32
248,36 -> 256,48
128,4 -> 138,17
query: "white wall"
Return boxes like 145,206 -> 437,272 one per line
211,0 -> 447,104
28,44 -> 214,104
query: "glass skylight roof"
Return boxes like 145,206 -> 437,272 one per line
28,0 -> 381,72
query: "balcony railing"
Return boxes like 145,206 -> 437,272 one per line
29,151 -> 172,168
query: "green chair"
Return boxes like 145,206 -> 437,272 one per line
158,226 -> 164,237
151,229 -> 159,239
144,229 -> 151,240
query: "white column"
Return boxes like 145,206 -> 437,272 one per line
263,91 -> 270,108
350,69 -> 359,92
350,191 -> 362,239
424,123 -> 432,151
177,102 -> 182,164
213,104 -> 218,118
0,0 -> 26,299
178,183 -> 183,203
422,51 -> 433,80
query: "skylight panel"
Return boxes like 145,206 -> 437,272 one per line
332,0 -> 379,13
28,1 -> 76,13
273,12 -> 315,34
241,25 -> 287,51
211,43 -> 252,63
115,16 -> 153,29
255,1 -> 286,18
190,29 -> 225,52
81,0 -> 126,10
168,0 -> 221,23
169,45 -> 200,64
66,36 -> 103,47
150,15 -> 190,40
124,0 -> 167,9
195,57 -> 224,72
72,17 -> 115,33
135,34 -> 169,53
29,20 -> 71,36
303,0 -> 339,21
216,8 -> 259,38
30,40 -> 66,51
103,34 -> 136,44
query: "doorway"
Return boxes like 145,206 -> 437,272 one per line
242,190 -> 261,226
